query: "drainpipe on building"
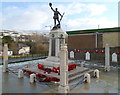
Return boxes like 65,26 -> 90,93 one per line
95,32 -> 98,48
95,25 -> 100,48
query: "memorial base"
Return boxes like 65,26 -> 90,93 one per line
39,56 -> 74,68
58,85 -> 69,93
104,65 -> 110,71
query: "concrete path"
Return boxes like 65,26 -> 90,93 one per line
1,66 -> 119,93
1,60 -> 119,94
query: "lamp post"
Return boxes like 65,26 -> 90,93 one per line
45,25 -> 52,31
65,25 -> 67,31
95,25 -> 99,48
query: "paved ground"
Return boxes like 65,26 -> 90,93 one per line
2,71 -> 58,93
0,67 -> 2,95
0,60 -> 119,94
1,68 -> 119,94
0,59 -> 2,65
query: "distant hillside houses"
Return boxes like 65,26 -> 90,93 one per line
0,30 -> 31,42
0,43 -> 30,56
0,29 -> 49,42
0,30 -> 20,41
17,43 -> 30,55
0,30 -> 20,37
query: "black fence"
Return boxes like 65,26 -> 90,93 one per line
1,51 -> 48,64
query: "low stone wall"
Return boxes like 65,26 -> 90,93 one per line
68,47 -> 120,66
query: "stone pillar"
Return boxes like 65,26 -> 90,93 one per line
48,39 -> 52,56
18,69 -> 23,78
58,44 -> 69,93
55,38 -> 60,57
104,44 -> 110,71
81,61 -> 85,67
3,44 -> 8,72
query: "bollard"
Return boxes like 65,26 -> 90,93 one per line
94,69 -> 99,78
30,74 -> 36,83
81,61 -> 85,67
27,63 -> 30,68
104,66 -> 110,72
84,73 -> 90,83
18,69 -> 23,79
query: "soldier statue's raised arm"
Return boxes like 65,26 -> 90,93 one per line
49,3 -> 64,29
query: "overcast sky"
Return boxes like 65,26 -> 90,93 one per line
1,0 -> 119,32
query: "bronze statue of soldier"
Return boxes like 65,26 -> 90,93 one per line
49,3 -> 64,29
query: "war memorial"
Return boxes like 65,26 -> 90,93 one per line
0,2 -> 119,94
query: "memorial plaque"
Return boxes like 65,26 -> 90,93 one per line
51,39 -> 55,56
59,39 -> 64,50
70,51 -> 74,58
86,52 -> 90,60
112,53 -> 117,62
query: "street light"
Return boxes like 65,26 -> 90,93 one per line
95,25 -> 100,48
45,25 -> 52,31
65,25 -> 67,31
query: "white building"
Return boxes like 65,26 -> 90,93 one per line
18,47 -> 30,55
18,43 -> 30,55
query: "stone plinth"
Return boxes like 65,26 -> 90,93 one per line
39,28 -> 70,67
48,28 -> 68,57
39,56 -> 74,67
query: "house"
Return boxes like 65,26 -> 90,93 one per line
18,43 -> 30,55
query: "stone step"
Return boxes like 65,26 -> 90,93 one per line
69,69 -> 89,78
23,67 -> 60,79
69,78 -> 83,86
68,67 -> 89,78
69,69 -> 94,83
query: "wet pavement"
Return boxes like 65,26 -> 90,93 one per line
0,59 -> 119,94
0,66 -> 2,95
0,59 -> 2,65
2,72 -> 58,93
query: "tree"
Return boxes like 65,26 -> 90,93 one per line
24,33 -> 49,54
2,36 -> 14,44
9,42 -> 18,55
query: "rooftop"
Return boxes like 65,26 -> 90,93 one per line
66,27 -> 120,35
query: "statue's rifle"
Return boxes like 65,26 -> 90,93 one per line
60,12 -> 65,22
